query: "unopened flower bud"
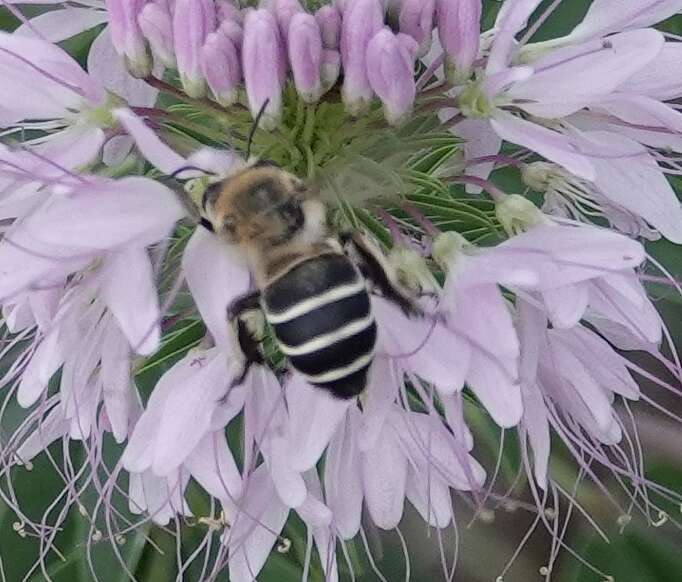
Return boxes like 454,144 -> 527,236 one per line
272,0 -> 304,45
216,0 -> 242,24
201,31 -> 241,106
174,0 -> 217,98
288,13 -> 323,103
340,0 -> 384,116
106,0 -> 152,78
219,19 -> 243,46
315,5 -> 341,49
436,0 -> 482,83
495,194 -> 549,236
138,1 -> 176,68
321,49 -> 341,91
398,0 -> 435,57
366,29 -> 418,125
243,9 -> 284,129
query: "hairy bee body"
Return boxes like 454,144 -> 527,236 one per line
262,249 -> 376,398
198,161 -> 413,399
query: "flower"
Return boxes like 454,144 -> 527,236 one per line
2,1 -> 682,580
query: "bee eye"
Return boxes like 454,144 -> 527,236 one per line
202,182 -> 222,210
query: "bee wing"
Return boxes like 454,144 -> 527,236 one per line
317,152 -> 408,209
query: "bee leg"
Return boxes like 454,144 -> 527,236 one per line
227,291 -> 264,386
341,231 -> 424,318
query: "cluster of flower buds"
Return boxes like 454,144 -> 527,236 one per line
106,0 -> 483,126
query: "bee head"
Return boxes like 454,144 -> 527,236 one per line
202,161 -> 312,247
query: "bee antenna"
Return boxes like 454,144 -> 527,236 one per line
246,98 -> 270,160
169,165 -> 216,180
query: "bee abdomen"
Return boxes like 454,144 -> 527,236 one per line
262,254 -> 376,399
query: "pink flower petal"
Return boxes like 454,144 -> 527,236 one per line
573,128 -> 682,244
182,228 -> 250,349
541,284 -> 589,329
520,380 -> 550,489
150,350 -> 233,475
24,176 -> 185,250
324,409 -> 363,539
620,41 -> 682,100
0,31 -> 104,117
491,111 -> 595,180
361,421 -> 407,529
89,29 -> 160,107
287,375 -> 351,472
449,118 -> 502,193
227,466 -> 290,582
114,108 -> 187,174
15,7 -> 109,43
100,322 -> 133,442
405,469 -> 452,528
496,224 -> 645,289
100,246 -> 160,356
568,0 -> 682,43
508,30 -> 664,118
185,431 -> 243,500
487,0 -> 543,74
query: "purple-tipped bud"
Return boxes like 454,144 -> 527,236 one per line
399,0 -> 435,57
105,0 -> 152,78
138,2 -> 176,69
201,31 -> 241,107
243,9 -> 284,129
340,0 -> 384,115
216,0 -> 243,24
315,5 -> 341,50
272,0 -> 304,46
321,49 -> 341,91
436,0 -> 482,82
367,29 -> 417,125
219,19 -> 243,46
288,13 -> 323,103
173,0 -> 217,98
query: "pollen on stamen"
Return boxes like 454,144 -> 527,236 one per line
276,538 -> 292,554
653,511 -> 669,527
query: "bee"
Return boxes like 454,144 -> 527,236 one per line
192,159 -> 424,399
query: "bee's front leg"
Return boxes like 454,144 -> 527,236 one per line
227,290 -> 265,386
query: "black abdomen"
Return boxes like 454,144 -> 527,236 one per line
262,254 -> 376,399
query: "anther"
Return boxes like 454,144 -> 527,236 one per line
616,514 -> 631,530
276,538 -> 292,553
539,566 -> 550,576
479,509 -> 495,523
653,511 -> 668,527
